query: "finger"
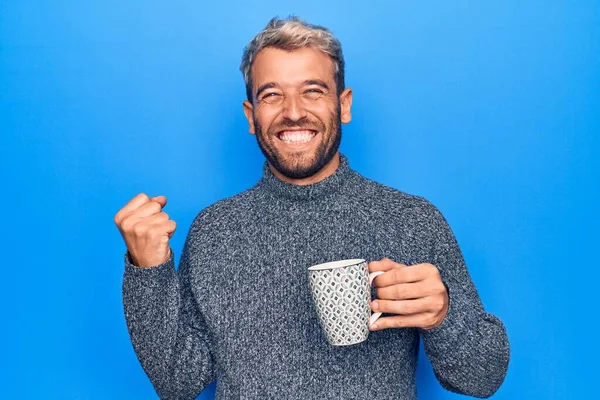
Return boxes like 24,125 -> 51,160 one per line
142,212 -> 170,225
373,265 -> 430,288
369,313 -> 433,331
132,218 -> 176,239
154,219 -> 177,237
371,298 -> 430,315
120,201 -> 165,231
164,219 -> 177,235
376,283 -> 427,300
129,199 -> 164,219
150,196 -> 167,208
114,193 -> 150,225
152,217 -> 176,231
368,258 -> 406,272
130,212 -> 171,234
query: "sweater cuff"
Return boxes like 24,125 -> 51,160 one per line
419,287 -> 475,351
123,250 -> 176,288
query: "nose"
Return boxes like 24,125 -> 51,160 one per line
281,94 -> 307,122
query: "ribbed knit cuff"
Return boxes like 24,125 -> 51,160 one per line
419,287 -> 476,354
123,250 -> 176,289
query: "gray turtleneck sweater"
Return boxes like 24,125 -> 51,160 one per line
122,155 -> 509,399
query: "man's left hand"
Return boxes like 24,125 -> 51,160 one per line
369,258 -> 449,331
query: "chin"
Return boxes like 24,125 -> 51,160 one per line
277,152 -> 333,179
279,166 -> 317,180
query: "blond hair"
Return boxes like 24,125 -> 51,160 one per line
240,16 -> 345,102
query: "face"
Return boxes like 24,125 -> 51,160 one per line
243,47 -> 352,181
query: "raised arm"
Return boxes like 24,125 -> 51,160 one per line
116,194 -> 215,399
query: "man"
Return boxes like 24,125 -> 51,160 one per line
115,16 -> 509,399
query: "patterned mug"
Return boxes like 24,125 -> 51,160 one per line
308,259 -> 384,346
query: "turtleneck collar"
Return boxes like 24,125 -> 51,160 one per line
258,153 -> 352,201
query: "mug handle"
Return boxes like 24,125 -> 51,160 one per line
368,271 -> 385,327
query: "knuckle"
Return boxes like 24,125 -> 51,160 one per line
139,193 -> 149,202
426,274 -> 442,288
427,314 -> 438,327
384,300 -> 395,313
394,268 -> 403,281
149,201 -> 161,213
381,258 -> 394,268
394,285 -> 405,299
120,217 -> 134,232
132,223 -> 147,236
391,318 -> 403,328
436,282 -> 446,295
154,212 -> 167,222
407,301 -> 420,314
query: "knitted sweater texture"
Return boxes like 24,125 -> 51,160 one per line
122,155 -> 509,399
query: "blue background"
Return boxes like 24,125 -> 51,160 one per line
1,1 -> 598,399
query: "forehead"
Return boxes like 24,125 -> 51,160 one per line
251,47 -> 335,88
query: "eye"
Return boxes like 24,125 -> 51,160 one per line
260,92 -> 281,102
303,88 -> 325,99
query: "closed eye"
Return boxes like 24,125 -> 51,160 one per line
260,92 -> 282,102
303,88 -> 326,99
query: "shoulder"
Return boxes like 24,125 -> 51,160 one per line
351,172 -> 438,213
350,172 -> 450,232
187,186 -> 260,238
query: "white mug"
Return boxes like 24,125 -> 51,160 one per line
308,259 -> 384,346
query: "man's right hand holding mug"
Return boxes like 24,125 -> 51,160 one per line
114,193 -> 177,268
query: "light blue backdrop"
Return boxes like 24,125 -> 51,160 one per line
1,1 -> 598,399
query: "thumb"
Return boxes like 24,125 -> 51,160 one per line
150,195 -> 168,208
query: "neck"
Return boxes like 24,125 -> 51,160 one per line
268,153 -> 341,186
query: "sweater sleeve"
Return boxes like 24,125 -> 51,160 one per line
122,232 -> 215,399
419,205 -> 510,398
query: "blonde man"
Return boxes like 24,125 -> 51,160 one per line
116,16 -> 509,399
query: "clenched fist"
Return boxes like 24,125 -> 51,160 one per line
114,193 -> 177,267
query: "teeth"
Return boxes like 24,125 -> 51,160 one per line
279,130 -> 315,144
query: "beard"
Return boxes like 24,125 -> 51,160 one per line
253,104 -> 342,180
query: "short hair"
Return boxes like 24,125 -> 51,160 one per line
240,16 -> 346,102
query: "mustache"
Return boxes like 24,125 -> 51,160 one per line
268,118 -> 325,134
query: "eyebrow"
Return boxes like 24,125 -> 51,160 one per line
255,83 -> 277,99
255,80 -> 331,99
304,80 -> 330,91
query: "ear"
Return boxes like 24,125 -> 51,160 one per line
243,100 -> 256,135
339,88 -> 353,124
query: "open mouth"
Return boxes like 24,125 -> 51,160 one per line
277,129 -> 317,144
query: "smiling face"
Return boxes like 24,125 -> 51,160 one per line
243,47 -> 353,184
